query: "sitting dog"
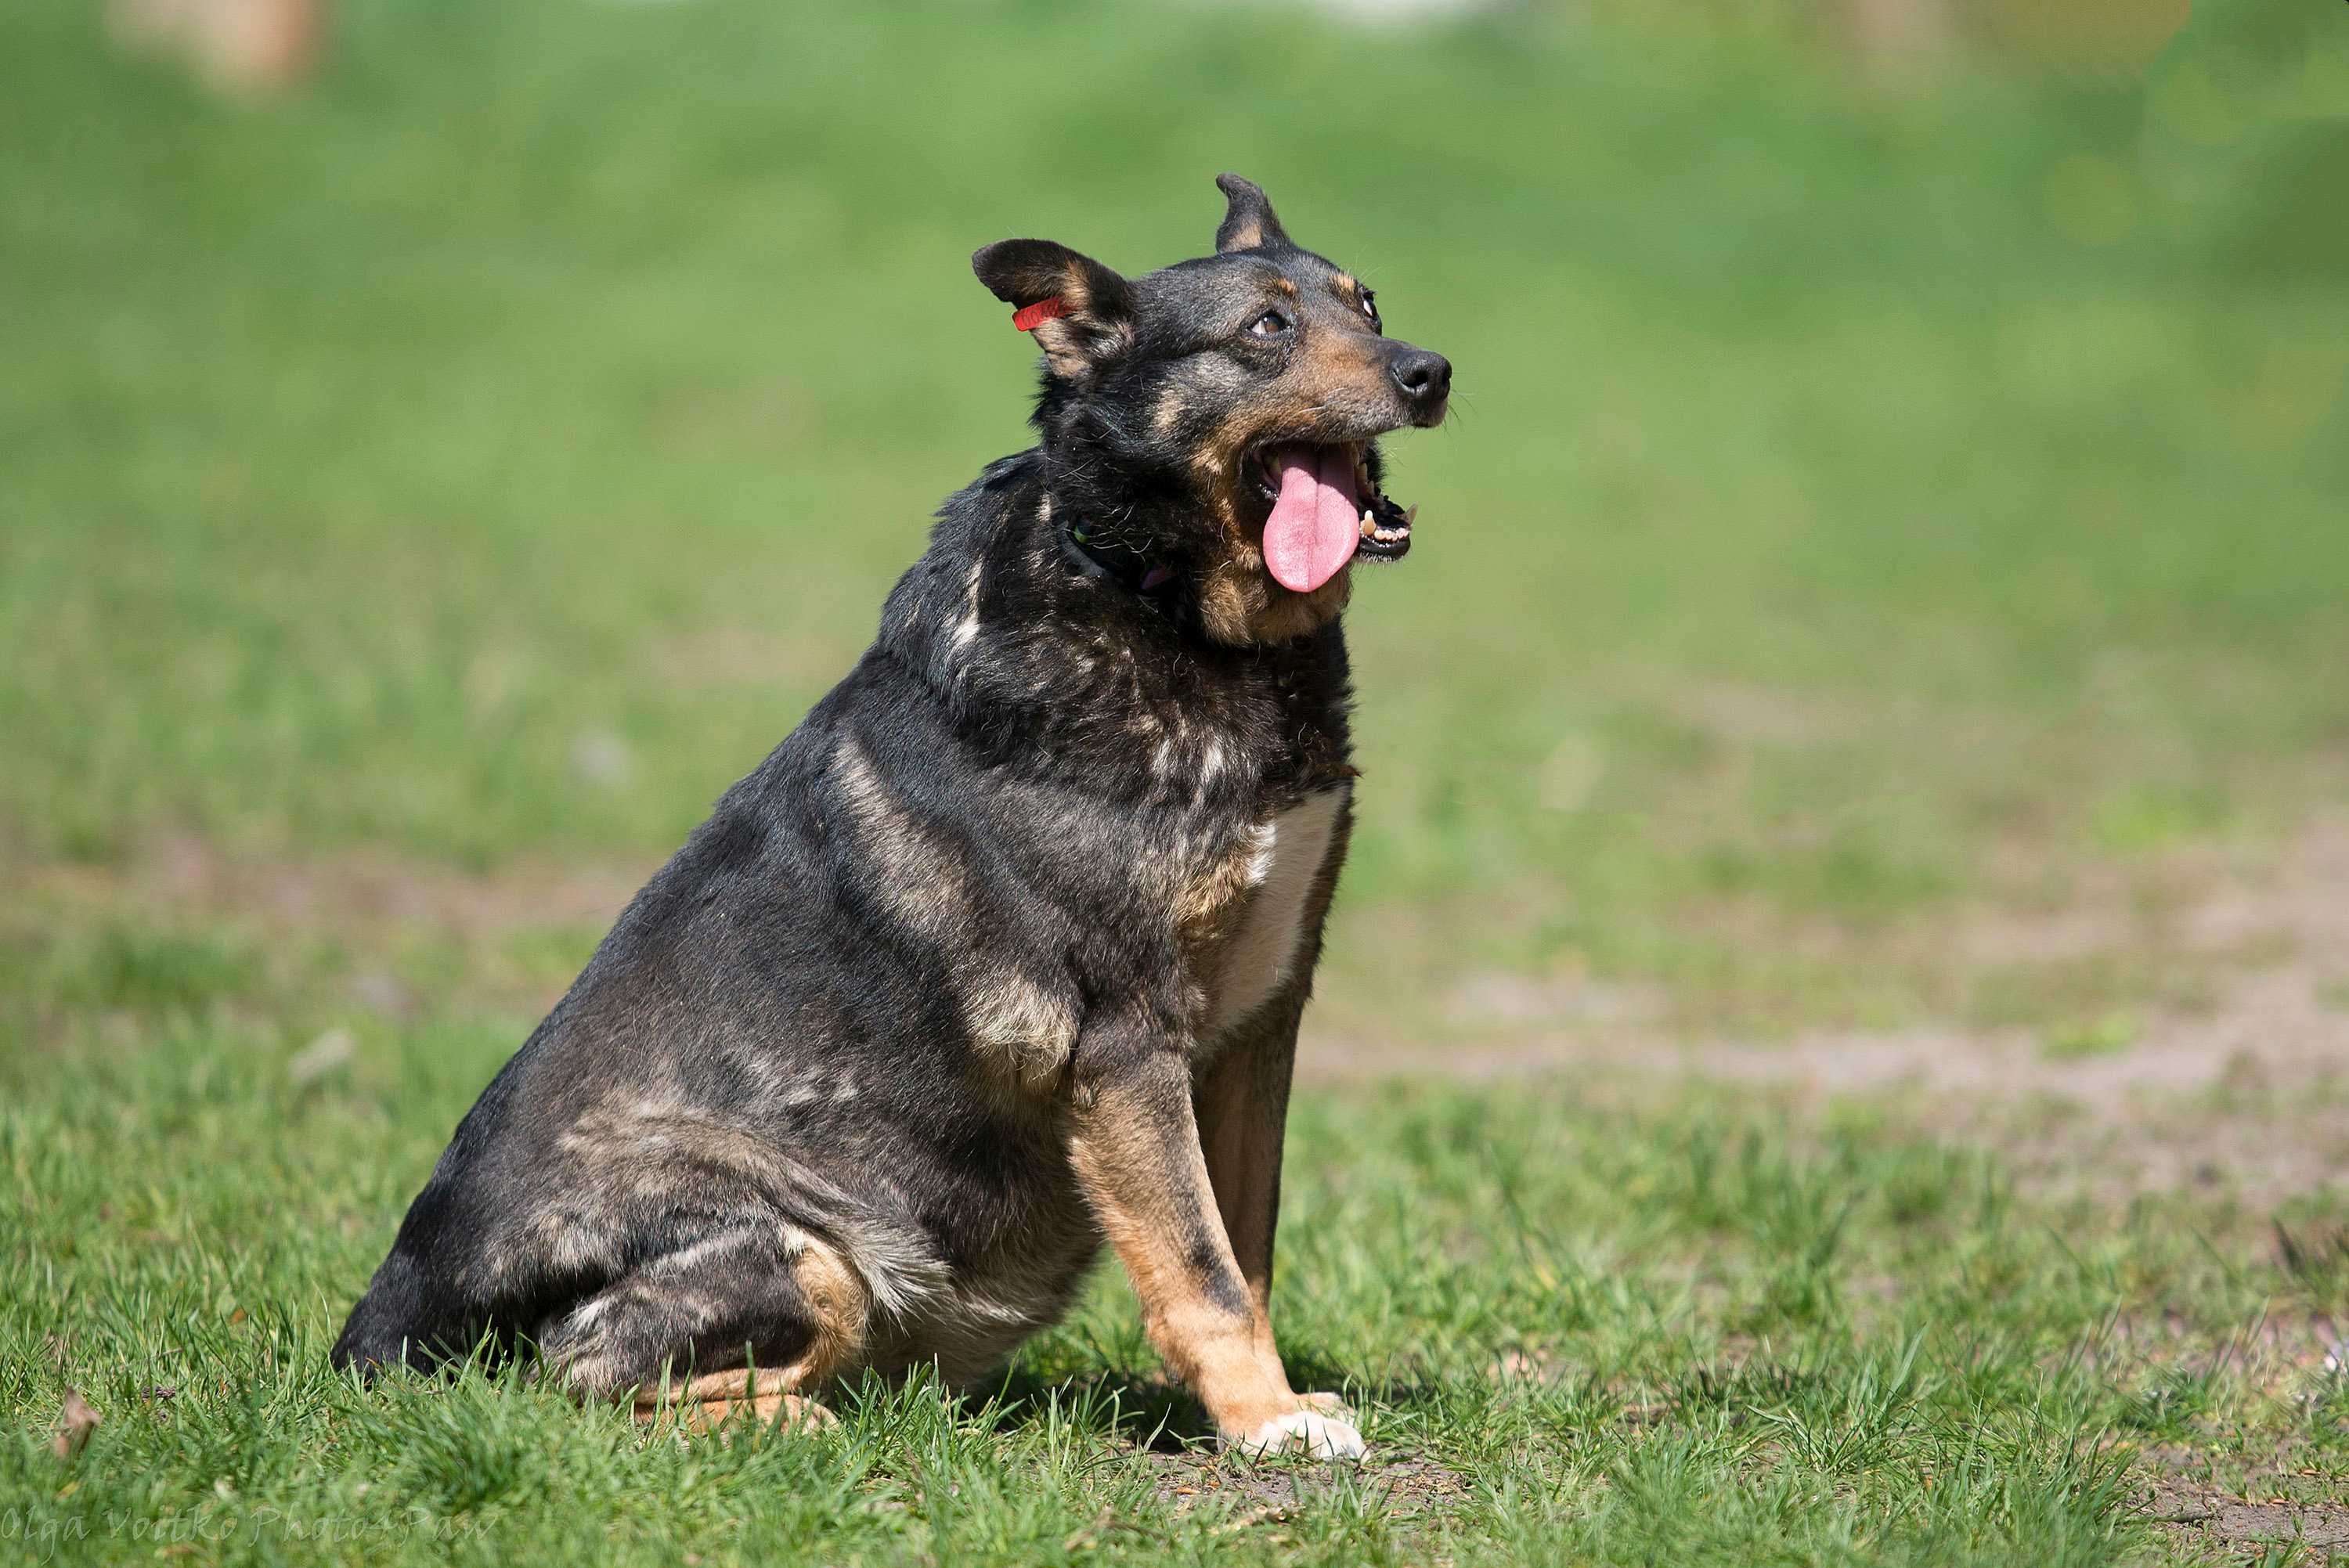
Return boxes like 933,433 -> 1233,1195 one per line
330,175 -> 1450,1459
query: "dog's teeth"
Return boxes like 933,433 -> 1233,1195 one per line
1359,513 -> 1374,539
1403,505 -> 1418,527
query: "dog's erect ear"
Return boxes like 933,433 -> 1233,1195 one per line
972,239 -> 1135,378
1214,173 -> 1290,254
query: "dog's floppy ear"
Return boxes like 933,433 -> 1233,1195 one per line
1214,173 -> 1290,254
972,239 -> 1134,378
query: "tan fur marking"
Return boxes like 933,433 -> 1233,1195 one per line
1293,336 -> 1389,409
1032,323 -> 1088,378
1199,553 -> 1350,646
791,1234 -> 871,1382
625,1235 -> 868,1433
1152,385 -> 1189,437
1174,822 -> 1267,957
635,1368 -> 836,1435
834,736 -> 966,933
964,975 -> 1079,1096
1028,267 -> 1132,379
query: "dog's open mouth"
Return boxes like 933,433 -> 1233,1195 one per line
1248,442 -> 1415,594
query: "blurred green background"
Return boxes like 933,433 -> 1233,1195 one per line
6,6 -> 2349,1562
4,0 -> 2346,1047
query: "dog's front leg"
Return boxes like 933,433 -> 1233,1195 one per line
1193,993 -> 1355,1431
1066,1014 -> 1363,1459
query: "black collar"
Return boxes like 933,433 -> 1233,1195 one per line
1059,515 -> 1179,601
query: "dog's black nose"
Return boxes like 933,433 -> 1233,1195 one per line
1390,348 -> 1451,406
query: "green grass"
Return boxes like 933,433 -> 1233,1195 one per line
7,1023 -> 2344,1566
2040,1012 -> 2142,1063
6,0 -> 2349,1563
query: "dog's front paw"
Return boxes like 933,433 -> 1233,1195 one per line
1221,1404 -> 1366,1462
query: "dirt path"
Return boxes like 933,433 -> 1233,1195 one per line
1305,817 -> 2349,1198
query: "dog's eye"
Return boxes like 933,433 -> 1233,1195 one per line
1249,308 -> 1292,338
1358,290 -> 1380,328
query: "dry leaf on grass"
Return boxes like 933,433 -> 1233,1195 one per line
52,1388 -> 100,1458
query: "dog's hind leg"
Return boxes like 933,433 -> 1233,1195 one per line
536,1222 -> 869,1433
636,1367 -> 839,1435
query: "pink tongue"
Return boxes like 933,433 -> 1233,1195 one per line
1261,445 -> 1359,594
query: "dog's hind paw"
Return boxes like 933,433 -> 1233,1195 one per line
1223,1405 -> 1366,1461
647,1393 -> 836,1438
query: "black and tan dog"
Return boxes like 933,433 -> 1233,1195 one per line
331,175 -> 1450,1459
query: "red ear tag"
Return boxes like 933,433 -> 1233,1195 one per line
1012,297 -> 1069,332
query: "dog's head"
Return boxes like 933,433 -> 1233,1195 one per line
975,175 -> 1449,645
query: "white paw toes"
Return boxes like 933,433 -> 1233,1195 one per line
1223,1407 -> 1366,1461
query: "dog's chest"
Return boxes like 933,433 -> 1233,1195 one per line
1178,788 -> 1347,1041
